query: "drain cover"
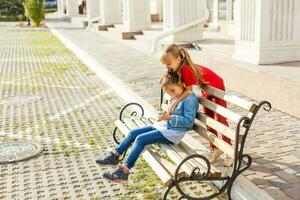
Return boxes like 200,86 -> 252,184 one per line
0,141 -> 43,164
0,95 -> 42,106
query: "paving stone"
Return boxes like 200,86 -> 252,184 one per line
263,188 -> 293,200
283,185 -> 300,200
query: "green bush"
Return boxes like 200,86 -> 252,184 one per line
0,0 -> 25,19
24,0 -> 45,27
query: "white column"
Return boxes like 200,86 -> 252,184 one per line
99,0 -> 122,24
163,0 -> 171,29
226,0 -> 233,21
66,0 -> 78,17
61,0 -> 67,15
164,0 -> 206,42
56,0 -> 62,15
123,0 -> 151,32
86,0 -> 100,19
213,0 -> 219,25
151,0 -> 163,21
233,0 -> 300,64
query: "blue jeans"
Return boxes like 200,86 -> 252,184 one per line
115,126 -> 172,169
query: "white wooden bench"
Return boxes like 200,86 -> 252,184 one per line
112,85 -> 271,200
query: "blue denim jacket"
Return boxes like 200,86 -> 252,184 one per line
167,93 -> 199,132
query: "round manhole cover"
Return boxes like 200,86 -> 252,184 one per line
0,141 -> 43,164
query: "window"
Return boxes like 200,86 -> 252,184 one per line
207,0 -> 235,22
218,0 -> 227,20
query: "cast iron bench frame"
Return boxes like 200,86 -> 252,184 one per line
112,85 -> 271,200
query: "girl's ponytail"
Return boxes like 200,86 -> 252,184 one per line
180,47 -> 204,85
161,44 -> 204,85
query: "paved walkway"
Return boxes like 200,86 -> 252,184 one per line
0,23 -> 224,200
45,19 -> 300,200
0,24 -> 161,200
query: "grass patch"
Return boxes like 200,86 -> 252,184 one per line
122,158 -> 163,200
45,8 -> 57,13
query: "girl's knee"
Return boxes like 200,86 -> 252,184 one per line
135,135 -> 146,146
127,130 -> 134,137
128,130 -> 138,139
128,129 -> 140,138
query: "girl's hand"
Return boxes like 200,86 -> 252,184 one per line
158,113 -> 171,121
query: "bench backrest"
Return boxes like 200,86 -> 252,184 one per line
160,85 -> 258,160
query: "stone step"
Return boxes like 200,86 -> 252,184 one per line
97,24 -> 115,31
151,14 -> 160,23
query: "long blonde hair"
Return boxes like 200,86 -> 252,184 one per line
160,44 -> 204,85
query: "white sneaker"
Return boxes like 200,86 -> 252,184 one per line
208,148 -> 223,163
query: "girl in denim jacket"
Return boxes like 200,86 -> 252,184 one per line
96,73 -> 199,183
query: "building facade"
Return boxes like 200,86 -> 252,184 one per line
56,0 -> 300,65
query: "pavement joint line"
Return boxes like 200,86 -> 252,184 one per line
47,22 -> 275,200
0,81 -> 99,90
0,131 -> 93,149
48,88 -> 114,121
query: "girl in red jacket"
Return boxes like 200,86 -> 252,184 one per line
160,44 -> 232,166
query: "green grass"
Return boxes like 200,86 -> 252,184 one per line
45,8 -> 57,13
122,158 -> 163,200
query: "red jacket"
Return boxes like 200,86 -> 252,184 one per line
181,64 -> 225,98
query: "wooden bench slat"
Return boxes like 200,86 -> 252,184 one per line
168,143 -> 211,175
193,124 -> 235,158
147,148 -> 186,179
132,117 -> 151,128
198,96 -> 242,123
114,120 -> 173,186
123,118 -> 195,176
196,112 -> 236,141
142,149 -> 174,186
200,85 -> 257,112
140,117 -> 153,126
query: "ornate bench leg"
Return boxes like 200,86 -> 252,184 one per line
163,181 -> 176,200
225,102 -> 271,200
227,154 -> 252,200
112,102 -> 145,161
112,127 -> 120,145
166,154 -> 230,200
163,180 -> 189,200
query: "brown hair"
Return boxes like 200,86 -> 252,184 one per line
160,44 -> 204,85
160,72 -> 183,88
